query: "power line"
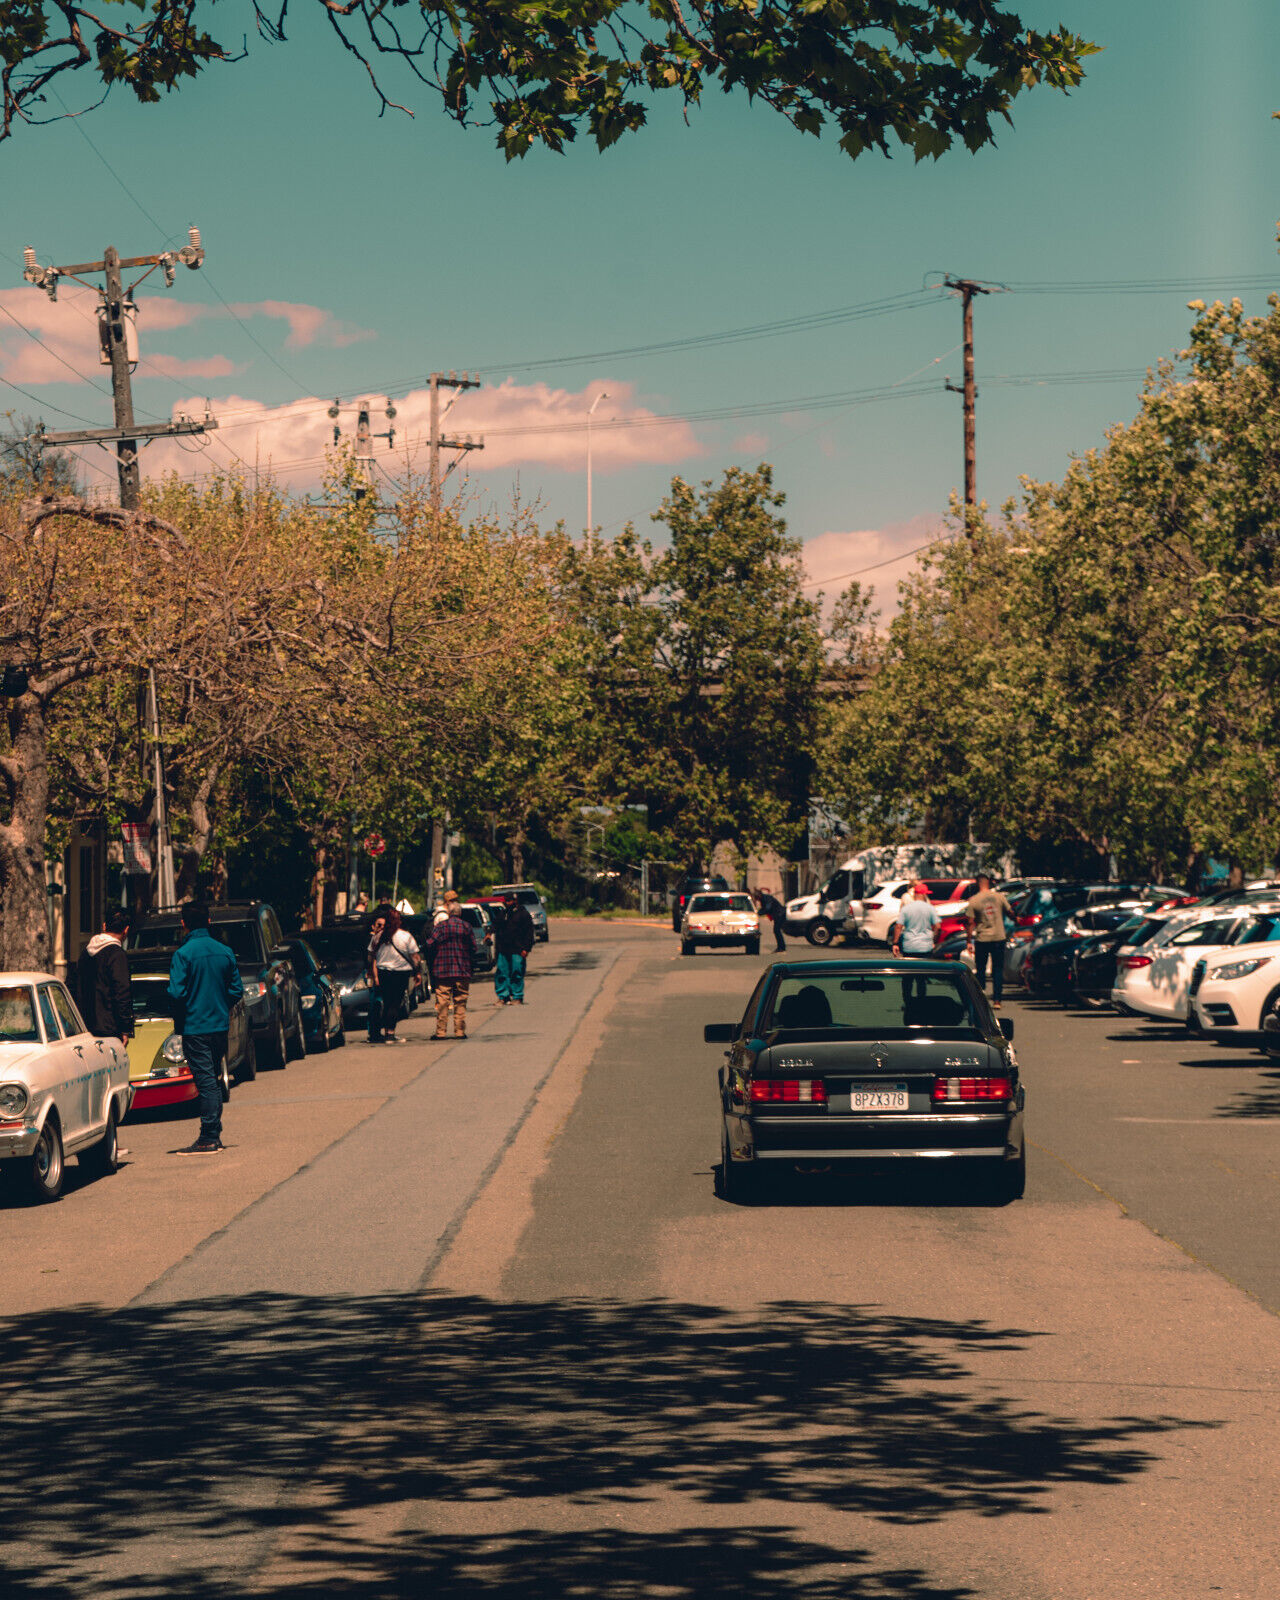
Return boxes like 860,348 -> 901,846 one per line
801,531 -> 959,591
0,298 -> 114,395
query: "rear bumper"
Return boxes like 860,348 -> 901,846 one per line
732,1110 -> 1019,1163
131,1073 -> 198,1109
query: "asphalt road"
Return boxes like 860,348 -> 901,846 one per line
4,921 -> 1280,1597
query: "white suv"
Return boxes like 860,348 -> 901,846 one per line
1189,906 -> 1280,1045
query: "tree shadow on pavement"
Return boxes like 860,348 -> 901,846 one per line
0,1293 -> 1215,1597
1201,1062 -> 1280,1118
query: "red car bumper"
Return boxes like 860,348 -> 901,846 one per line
130,1073 -> 198,1109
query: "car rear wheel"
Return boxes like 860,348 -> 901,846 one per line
29,1116 -> 64,1203
681,939 -> 695,956
219,1052 -> 232,1102
237,1035 -> 258,1084
988,1149 -> 1026,1204
80,1101 -> 119,1179
266,1013 -> 288,1070
718,1124 -> 758,1204
807,919 -> 834,947
286,1013 -> 307,1061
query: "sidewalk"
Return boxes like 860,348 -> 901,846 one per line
136,940 -> 625,1304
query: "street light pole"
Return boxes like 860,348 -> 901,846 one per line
586,391 -> 608,534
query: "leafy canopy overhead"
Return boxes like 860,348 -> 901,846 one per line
1,0 -> 1097,157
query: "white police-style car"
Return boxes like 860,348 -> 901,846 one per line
0,972 -> 133,1202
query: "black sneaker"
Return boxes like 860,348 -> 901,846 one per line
177,1137 -> 223,1155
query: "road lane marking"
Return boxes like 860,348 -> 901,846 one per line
428,946 -> 642,1296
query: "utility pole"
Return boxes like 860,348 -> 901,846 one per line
22,231 -> 213,907
330,396 -> 396,502
427,371 -> 483,514
23,230 -> 214,510
943,276 -> 992,526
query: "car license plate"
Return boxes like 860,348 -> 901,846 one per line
848,1083 -> 909,1111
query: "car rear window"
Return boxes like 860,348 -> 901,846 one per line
689,894 -> 755,913
1230,914 -> 1280,945
0,985 -> 39,1043
133,920 -> 260,963
766,970 -> 984,1035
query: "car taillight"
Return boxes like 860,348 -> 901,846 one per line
750,1079 -> 827,1104
1119,955 -> 1153,970
1017,914 -> 1040,927
931,1076 -> 1012,1103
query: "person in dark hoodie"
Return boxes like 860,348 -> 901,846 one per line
493,891 -> 534,1006
76,908 -> 134,1041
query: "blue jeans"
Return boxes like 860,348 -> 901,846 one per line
495,951 -> 526,1002
183,1033 -> 224,1141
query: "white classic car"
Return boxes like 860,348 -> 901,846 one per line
0,972 -> 133,1202
680,893 -> 761,956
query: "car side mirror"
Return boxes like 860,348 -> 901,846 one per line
270,945 -> 294,961
999,1018 -> 1015,1041
704,1022 -> 737,1044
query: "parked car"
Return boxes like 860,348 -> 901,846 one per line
857,881 -> 916,945
459,903 -> 496,972
1111,909 -> 1248,1022
132,902 -> 304,1070
1070,913 -> 1172,1009
786,865 -> 866,941
0,972 -> 133,1202
707,957 -> 1024,1203
670,874 -> 730,933
1189,907 -> 1280,1047
487,883 -> 550,942
298,924 -> 377,1032
284,938 -> 347,1052
126,954 -> 256,1107
1023,906 -> 1140,1000
681,892 -> 761,956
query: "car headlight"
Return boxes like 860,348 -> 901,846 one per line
242,980 -> 266,1001
0,1083 -> 29,1118
1211,957 -> 1273,982
339,976 -> 368,996
161,1035 -> 186,1064
300,993 -> 318,1008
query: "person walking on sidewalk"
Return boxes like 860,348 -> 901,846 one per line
167,901 -> 243,1154
890,882 -> 941,958
494,891 -> 534,1005
367,906 -> 421,1044
76,907 -> 134,1043
965,872 -> 1014,1007
754,888 -> 788,953
425,898 -> 475,1039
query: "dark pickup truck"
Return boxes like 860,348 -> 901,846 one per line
130,901 -> 305,1070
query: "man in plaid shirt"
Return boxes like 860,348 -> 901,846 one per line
425,901 -> 476,1039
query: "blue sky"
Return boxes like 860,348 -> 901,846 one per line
2,0 -> 1277,602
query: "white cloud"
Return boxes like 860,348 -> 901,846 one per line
141,377 -> 704,485
803,513 -> 947,620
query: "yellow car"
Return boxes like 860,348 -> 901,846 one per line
127,967 -> 254,1112
681,893 -> 761,957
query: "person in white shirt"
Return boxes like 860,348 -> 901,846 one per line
366,906 -> 421,1044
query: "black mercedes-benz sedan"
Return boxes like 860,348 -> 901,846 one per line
707,958 -> 1025,1203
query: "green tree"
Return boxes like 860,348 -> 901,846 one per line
0,1 -> 1096,160
821,293 -> 1280,881
562,464 -> 826,866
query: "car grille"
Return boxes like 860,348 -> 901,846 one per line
1189,959 -> 1208,998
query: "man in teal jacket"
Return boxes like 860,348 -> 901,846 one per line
167,901 -> 243,1153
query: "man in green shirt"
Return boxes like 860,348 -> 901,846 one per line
965,873 -> 1014,1008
